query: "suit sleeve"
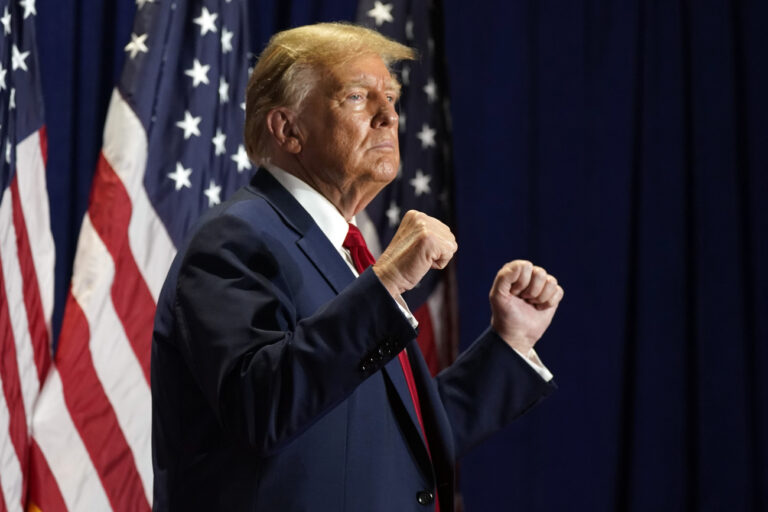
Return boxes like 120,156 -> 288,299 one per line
435,328 -> 557,458
173,213 -> 417,456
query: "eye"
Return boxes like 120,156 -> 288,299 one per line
347,93 -> 364,101
386,95 -> 396,103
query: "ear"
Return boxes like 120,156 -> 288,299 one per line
266,108 -> 302,154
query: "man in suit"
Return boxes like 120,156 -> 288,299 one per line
151,23 -> 564,511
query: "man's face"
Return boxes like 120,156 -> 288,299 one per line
295,54 -> 401,203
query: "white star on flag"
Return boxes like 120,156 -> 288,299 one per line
1,7 -> 11,35
231,145 -> 252,172
136,0 -> 154,9
212,129 -> 227,155
9,88 -> 14,109
221,28 -> 234,54
416,124 -> 437,148
204,180 -> 222,206
12,45 -> 30,72
193,7 -> 218,36
423,79 -> 437,103
401,65 -> 410,85
20,0 -> 36,19
399,112 -> 406,132
367,1 -> 394,26
125,33 -> 149,59
385,202 -> 401,227
0,64 -> 6,91
168,162 -> 193,190
218,77 -> 229,103
176,110 -> 202,139
5,140 -> 10,163
409,169 -> 432,196
185,59 -> 210,87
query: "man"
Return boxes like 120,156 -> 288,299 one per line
151,23 -> 564,511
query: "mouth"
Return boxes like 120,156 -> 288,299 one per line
369,141 -> 395,151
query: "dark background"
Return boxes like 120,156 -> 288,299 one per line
37,0 -> 767,510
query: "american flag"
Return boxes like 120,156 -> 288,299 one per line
27,0 -> 253,509
0,0 -> 55,509
356,0 -> 458,376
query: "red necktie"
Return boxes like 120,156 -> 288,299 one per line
343,224 -> 440,511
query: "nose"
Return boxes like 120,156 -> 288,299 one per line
372,97 -> 398,128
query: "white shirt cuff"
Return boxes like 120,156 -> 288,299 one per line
392,294 -> 419,329
512,347 -> 554,382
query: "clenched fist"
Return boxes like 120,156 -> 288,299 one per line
373,211 -> 457,297
490,260 -> 564,354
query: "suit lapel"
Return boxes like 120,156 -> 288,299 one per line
249,169 -> 356,293
296,228 -> 355,294
382,349 -> 426,446
381,348 -> 432,480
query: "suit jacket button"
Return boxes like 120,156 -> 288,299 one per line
416,490 -> 434,505
360,362 -> 370,373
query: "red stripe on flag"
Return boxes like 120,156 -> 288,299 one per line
414,303 -> 440,376
26,439 -> 67,512
56,292 -> 151,512
38,126 -> 48,167
0,256 -> 29,507
9,178 -> 51,384
0,482 -> 7,512
87,154 -> 155,383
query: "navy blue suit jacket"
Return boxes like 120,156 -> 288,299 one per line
151,169 -> 555,511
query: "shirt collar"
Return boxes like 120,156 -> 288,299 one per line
263,163 -> 354,250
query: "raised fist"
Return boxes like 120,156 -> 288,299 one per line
489,260 -> 564,353
373,210 -> 457,297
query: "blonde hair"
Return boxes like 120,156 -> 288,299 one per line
244,22 -> 415,165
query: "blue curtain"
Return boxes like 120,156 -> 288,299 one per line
37,0 -> 767,510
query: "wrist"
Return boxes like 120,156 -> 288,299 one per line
372,263 -> 406,298
490,318 -> 537,353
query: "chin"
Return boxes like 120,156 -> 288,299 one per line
372,159 -> 399,183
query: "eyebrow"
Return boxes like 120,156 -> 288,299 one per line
339,77 -> 402,96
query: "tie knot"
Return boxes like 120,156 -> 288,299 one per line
343,223 -> 367,251
343,223 -> 375,273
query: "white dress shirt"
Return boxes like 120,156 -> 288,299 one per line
264,164 -> 553,382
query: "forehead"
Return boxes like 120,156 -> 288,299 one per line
322,54 -> 399,90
